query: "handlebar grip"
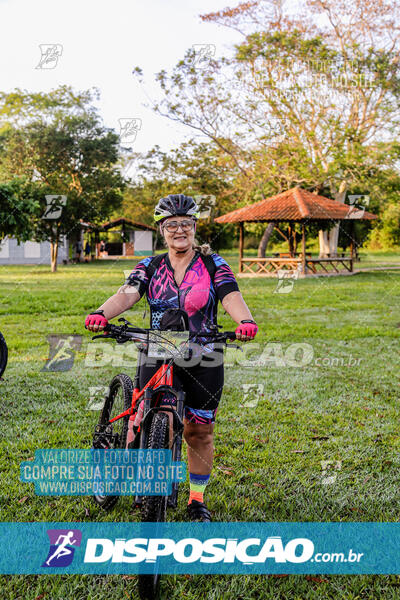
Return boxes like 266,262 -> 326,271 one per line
226,332 -> 237,341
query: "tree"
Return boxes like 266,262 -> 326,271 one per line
136,0 -> 400,253
119,140 -> 236,250
0,87 -> 125,271
0,178 -> 40,242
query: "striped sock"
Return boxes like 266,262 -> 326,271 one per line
188,472 -> 210,505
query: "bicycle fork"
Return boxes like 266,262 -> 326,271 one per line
134,386 -> 185,509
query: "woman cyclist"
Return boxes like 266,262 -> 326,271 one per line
85,194 -> 258,521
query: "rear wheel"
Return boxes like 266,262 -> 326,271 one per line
92,373 -> 133,510
138,411 -> 169,600
0,332 -> 8,379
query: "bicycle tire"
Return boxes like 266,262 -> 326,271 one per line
92,373 -> 133,510
138,411 -> 169,600
0,331 -> 8,379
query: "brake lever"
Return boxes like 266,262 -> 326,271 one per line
118,317 -> 134,326
91,333 -> 111,340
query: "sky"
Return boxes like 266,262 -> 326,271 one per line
0,0 -> 242,157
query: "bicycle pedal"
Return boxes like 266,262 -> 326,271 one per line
93,425 -> 118,449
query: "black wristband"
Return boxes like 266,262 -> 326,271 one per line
240,319 -> 256,325
90,310 -> 105,316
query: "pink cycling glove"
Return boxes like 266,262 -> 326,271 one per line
235,320 -> 258,340
85,310 -> 108,331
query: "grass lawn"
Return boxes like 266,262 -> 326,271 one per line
1,255 -> 400,599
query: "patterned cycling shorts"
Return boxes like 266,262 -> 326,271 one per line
138,349 -> 224,425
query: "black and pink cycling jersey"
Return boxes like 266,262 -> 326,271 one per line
125,251 -> 239,338
125,251 -> 239,424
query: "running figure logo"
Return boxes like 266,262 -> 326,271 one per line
42,195 -> 67,220
118,118 -> 142,144
42,335 -> 82,372
36,44 -> 63,69
192,44 -> 216,69
42,529 -> 82,567
274,268 -> 300,294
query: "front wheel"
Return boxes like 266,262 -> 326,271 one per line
0,332 -> 8,379
92,373 -> 133,510
138,411 -> 169,600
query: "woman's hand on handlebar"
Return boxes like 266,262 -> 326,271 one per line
85,310 -> 109,332
235,320 -> 258,342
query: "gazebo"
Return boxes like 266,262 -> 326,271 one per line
215,187 -> 378,277
80,218 -> 156,259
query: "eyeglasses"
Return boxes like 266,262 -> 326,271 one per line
162,219 -> 194,233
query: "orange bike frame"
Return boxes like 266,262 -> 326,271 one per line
108,361 -> 174,424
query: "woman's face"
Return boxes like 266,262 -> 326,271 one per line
161,216 -> 196,253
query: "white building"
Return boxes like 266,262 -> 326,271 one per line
0,236 -> 69,265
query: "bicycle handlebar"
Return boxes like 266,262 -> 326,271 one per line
93,322 -> 236,344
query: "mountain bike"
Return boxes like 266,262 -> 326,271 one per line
0,331 -> 8,379
89,319 -> 237,600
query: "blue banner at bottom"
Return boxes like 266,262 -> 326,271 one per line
0,522 -> 399,574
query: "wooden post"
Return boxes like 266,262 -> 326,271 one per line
301,222 -> 307,276
288,224 -> 297,257
349,220 -> 355,272
94,231 -> 99,259
239,222 -> 244,273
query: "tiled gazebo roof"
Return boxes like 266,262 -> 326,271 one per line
215,187 -> 377,223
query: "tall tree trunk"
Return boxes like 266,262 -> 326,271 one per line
319,230 -> 329,257
257,222 -> 275,257
51,239 -> 59,272
328,223 -> 340,256
319,181 -> 348,257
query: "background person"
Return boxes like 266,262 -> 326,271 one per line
84,241 -> 91,263
74,240 -> 82,263
99,240 -> 106,257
